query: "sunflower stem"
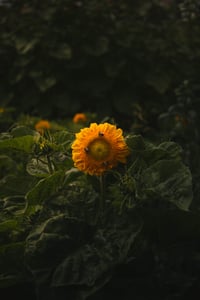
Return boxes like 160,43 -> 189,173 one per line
99,174 -> 105,215
47,154 -> 53,174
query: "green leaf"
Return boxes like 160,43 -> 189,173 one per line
126,134 -> 146,152
15,38 -> 39,54
25,215 -> 91,269
53,131 -> 74,149
25,212 -> 141,299
0,242 -> 26,288
50,43 -> 72,60
0,174 -> 37,198
0,219 -> 19,234
26,158 -> 51,178
126,136 -> 182,163
137,159 -> 193,211
35,77 -> 57,92
11,126 -> 36,137
25,171 -> 65,214
158,141 -> 183,159
51,215 -> 141,292
0,135 -> 35,153
63,168 -> 81,185
143,141 -> 183,163
0,155 -> 16,178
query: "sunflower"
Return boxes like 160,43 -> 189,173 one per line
71,122 -> 130,176
35,119 -> 51,135
73,113 -> 87,124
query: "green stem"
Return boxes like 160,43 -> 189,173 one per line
99,174 -> 104,214
47,154 -> 53,174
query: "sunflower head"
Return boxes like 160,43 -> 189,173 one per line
73,113 -> 87,124
71,122 -> 130,176
35,120 -> 51,135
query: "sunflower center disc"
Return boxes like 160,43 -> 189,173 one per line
88,138 -> 110,161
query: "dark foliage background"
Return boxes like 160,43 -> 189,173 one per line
1,0 -> 199,210
1,0 -> 200,299
1,0 -> 200,119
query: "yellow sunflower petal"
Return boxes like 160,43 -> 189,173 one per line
71,122 -> 130,176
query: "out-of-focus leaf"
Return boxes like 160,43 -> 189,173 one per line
0,135 -> 35,153
35,77 -> 57,92
10,126 -> 36,137
15,38 -> 39,54
141,209 -> 200,245
84,36 -> 109,56
50,43 -> 72,60
146,72 -> 171,94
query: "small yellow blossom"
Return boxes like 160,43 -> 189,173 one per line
39,141 -> 46,150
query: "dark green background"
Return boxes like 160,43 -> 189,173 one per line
1,1 -> 200,299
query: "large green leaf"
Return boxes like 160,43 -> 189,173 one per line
10,125 -> 36,137
0,155 -> 16,178
142,141 -> 183,164
121,135 -> 193,211
52,225 -> 139,286
126,135 -> 183,162
25,170 -> 66,214
0,174 -> 37,199
0,241 -> 27,288
25,215 -> 92,269
25,212 -> 141,299
0,135 -> 35,153
136,159 -> 193,211
26,158 -> 52,178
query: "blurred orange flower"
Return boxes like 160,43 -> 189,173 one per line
35,120 -> 51,134
175,114 -> 188,127
73,113 -> 87,124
